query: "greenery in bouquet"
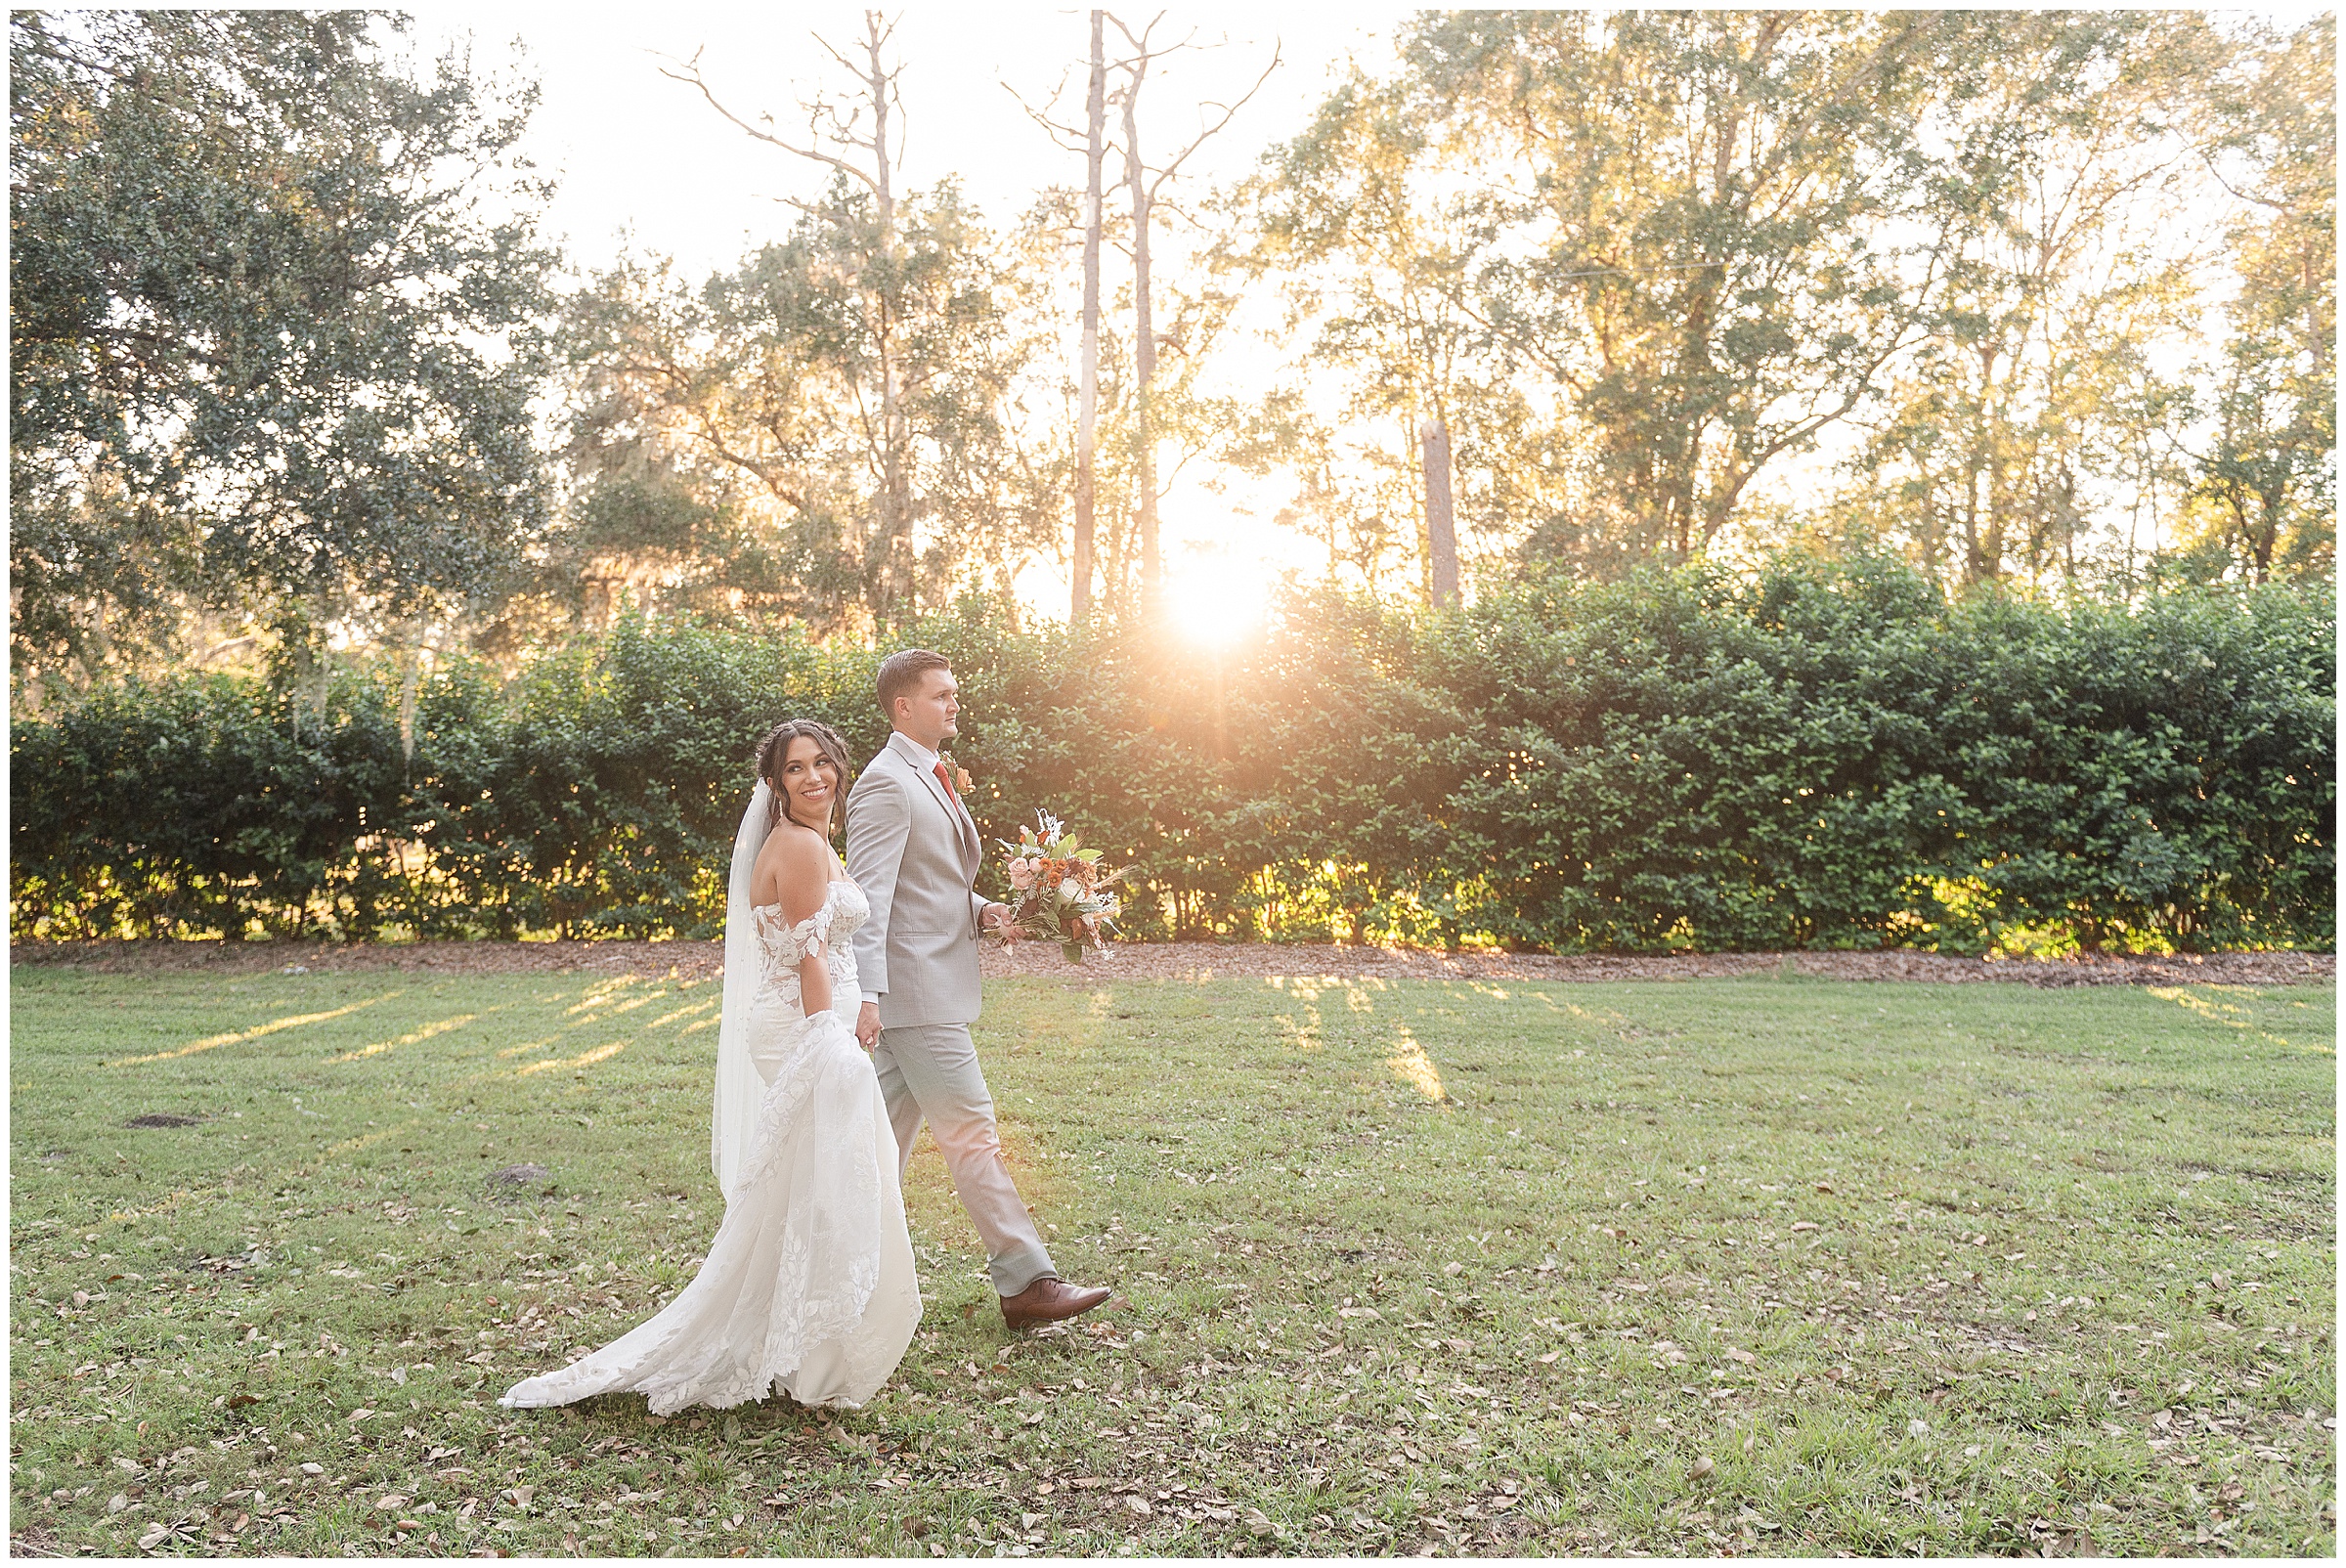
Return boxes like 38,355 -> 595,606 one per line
997,811 -> 1130,962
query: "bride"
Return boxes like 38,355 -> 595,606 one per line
500,719 -> 920,1414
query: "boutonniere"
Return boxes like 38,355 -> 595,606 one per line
951,762 -> 974,795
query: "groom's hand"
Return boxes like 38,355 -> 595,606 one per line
855,1002 -> 882,1052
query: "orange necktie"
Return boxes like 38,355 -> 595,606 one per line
934,762 -> 959,804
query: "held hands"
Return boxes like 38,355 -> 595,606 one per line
852,907 -> 1017,1055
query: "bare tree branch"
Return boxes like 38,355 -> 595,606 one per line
1149,41 -> 1282,200
656,47 -> 881,196
1002,70 -> 1096,156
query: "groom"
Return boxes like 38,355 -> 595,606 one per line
846,648 -> 1112,1330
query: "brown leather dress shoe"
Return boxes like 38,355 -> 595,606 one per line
999,1277 -> 1113,1330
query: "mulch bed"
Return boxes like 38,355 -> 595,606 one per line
14,938 -> 2331,988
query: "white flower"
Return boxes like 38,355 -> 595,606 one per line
1059,877 -> 1082,902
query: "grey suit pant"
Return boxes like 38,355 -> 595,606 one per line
873,1023 -> 1057,1297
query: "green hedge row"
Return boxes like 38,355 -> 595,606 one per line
12,564 -> 2334,953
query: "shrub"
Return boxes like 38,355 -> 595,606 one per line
11,567 -> 2332,952
12,668 -> 421,938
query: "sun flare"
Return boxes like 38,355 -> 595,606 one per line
1162,554 -> 1271,645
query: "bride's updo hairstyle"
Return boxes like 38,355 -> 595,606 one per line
756,719 -> 852,836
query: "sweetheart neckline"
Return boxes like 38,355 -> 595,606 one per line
750,880 -> 857,917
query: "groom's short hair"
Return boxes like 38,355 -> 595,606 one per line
876,648 -> 952,719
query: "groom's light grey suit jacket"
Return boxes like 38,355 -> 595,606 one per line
846,732 -> 991,1029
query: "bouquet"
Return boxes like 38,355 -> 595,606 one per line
996,810 -> 1130,962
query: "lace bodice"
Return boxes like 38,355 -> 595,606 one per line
752,879 -> 868,1016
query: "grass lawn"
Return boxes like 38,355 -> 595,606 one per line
9,959 -> 2336,1557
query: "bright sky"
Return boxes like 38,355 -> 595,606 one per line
407,4 -> 1402,630
413,4 -> 1387,278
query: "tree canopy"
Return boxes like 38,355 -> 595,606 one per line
7,8 -> 2332,694
10,11 -> 557,689
1235,10 -> 2333,596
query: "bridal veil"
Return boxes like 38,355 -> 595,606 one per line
712,779 -> 774,1201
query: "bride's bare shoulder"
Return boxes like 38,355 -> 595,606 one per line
757,823 -> 837,912
761,823 -> 832,877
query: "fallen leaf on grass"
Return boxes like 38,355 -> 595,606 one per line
1689,1457 -> 1715,1481
1338,1306 -> 1382,1321
1123,1495 -> 1151,1517
1724,1347 -> 1757,1366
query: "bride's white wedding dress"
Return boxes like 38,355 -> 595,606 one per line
500,879 -> 920,1413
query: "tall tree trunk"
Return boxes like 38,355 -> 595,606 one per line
862,12 -> 911,624
663,16 -> 916,628
2306,239 -> 2327,378
285,595 -> 330,743
1073,10 -> 1105,624
1122,60 -> 1160,620
1419,414 -> 1459,607
396,624 -> 422,774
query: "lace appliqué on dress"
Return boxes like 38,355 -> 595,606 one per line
499,878 -> 912,1415
752,883 -> 866,1011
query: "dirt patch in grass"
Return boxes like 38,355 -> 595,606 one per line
986,942 -> 2335,988
13,937 -> 2333,988
8,1523 -> 64,1558
12,936 -> 734,980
